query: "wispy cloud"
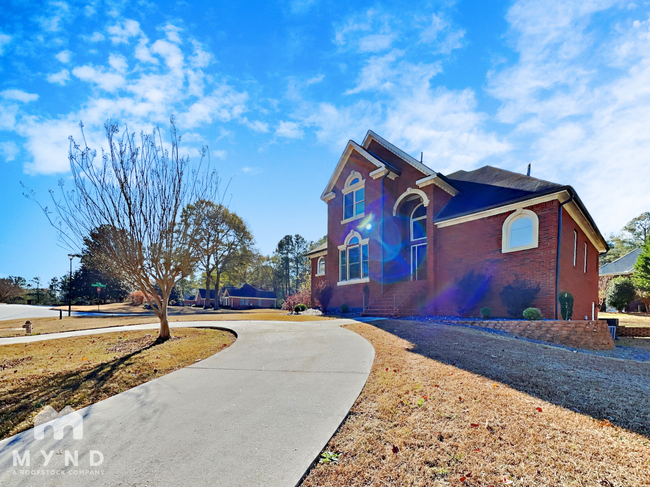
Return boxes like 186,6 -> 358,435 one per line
1,90 -> 39,103
0,33 -> 11,55
46,69 -> 70,85
275,120 -> 304,139
107,19 -> 142,44
242,166 -> 263,175
0,141 -> 19,162
55,50 -> 72,63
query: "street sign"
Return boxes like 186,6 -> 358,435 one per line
91,283 -> 107,311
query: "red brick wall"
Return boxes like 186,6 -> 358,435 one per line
310,255 -> 327,306
431,200 -> 559,318
558,211 -> 600,320
617,326 -> 650,337
437,319 -> 614,350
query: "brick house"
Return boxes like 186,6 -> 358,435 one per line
221,284 -> 277,310
306,131 -> 608,319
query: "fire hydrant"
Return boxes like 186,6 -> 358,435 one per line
23,321 -> 32,334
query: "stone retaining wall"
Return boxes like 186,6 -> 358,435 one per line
438,319 -> 614,350
617,326 -> 650,338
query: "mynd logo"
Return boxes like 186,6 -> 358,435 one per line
33,406 -> 83,440
9,406 -> 105,477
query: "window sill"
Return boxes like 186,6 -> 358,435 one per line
502,242 -> 539,253
337,277 -> 370,286
341,213 -> 365,225
315,272 -> 325,277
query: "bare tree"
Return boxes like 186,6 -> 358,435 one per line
0,277 -> 25,303
26,118 -> 217,340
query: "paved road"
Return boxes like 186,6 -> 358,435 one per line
0,304 -> 63,321
0,320 -> 374,486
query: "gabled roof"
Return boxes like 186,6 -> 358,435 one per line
225,283 -> 276,299
305,242 -> 327,257
436,166 -> 564,222
197,289 -> 216,300
599,248 -> 642,276
362,130 -> 437,177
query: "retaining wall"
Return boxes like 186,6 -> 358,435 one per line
617,326 -> 650,338
437,319 -> 614,350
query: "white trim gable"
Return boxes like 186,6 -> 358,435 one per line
320,140 -> 398,201
362,130 -> 436,177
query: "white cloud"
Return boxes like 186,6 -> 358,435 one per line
107,19 -> 142,44
0,33 -> 11,55
151,39 -> 184,76
0,90 -> 39,103
135,38 -> 158,64
0,141 -> 19,162
108,53 -> 128,72
418,13 -> 465,54
162,24 -> 182,44
47,69 -> 70,85
334,9 -> 396,53
86,32 -> 105,42
486,0 -> 650,235
55,50 -> 72,63
275,121 -> 304,139
240,118 -> 269,133
242,166 -> 262,174
72,65 -> 126,92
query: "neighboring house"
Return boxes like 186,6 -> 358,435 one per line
221,284 -> 277,310
195,288 -> 216,307
599,248 -> 644,312
307,130 -> 608,319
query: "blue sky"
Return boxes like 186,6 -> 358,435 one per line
1,0 -> 649,284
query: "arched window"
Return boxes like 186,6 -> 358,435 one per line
338,231 -> 369,283
411,204 -> 426,241
316,257 -> 325,276
502,209 -> 539,253
342,171 -> 365,222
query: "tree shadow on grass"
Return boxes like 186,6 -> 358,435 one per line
373,319 -> 650,439
0,339 -> 164,440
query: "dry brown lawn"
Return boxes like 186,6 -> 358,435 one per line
0,308 -> 331,338
599,312 -> 650,328
0,327 -> 235,440
302,320 -> 650,487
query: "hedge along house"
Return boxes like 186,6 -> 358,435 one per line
307,131 -> 609,319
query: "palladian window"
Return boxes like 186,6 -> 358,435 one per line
339,233 -> 369,283
502,209 -> 539,253
342,171 -> 365,222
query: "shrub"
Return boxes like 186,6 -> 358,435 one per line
340,303 -> 349,313
294,303 -> 307,313
559,291 -> 574,320
454,271 -> 491,316
499,278 -> 541,318
281,289 -> 311,311
127,291 -> 146,305
480,307 -> 491,319
523,307 -> 543,320
606,277 -> 636,312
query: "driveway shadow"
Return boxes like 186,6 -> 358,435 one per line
372,319 -> 650,438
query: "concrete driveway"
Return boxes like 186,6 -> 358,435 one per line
0,320 -> 374,486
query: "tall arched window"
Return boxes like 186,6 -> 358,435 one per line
411,204 -> 427,241
316,256 -> 325,276
502,209 -> 539,253
342,171 -> 365,222
338,231 -> 369,283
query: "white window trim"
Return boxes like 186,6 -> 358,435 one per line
573,230 -> 578,266
316,256 -> 326,276
338,230 -> 370,284
502,209 -> 539,253
410,203 -> 427,242
341,171 -> 366,224
584,242 -> 588,273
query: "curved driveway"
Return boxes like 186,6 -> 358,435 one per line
0,320 -> 374,486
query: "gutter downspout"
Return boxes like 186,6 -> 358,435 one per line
555,191 -> 575,319
381,171 -> 389,295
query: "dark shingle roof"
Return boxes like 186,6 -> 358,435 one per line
197,289 -> 216,300
227,284 -> 276,299
599,248 -> 642,276
435,166 -> 565,222
305,242 -> 327,257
